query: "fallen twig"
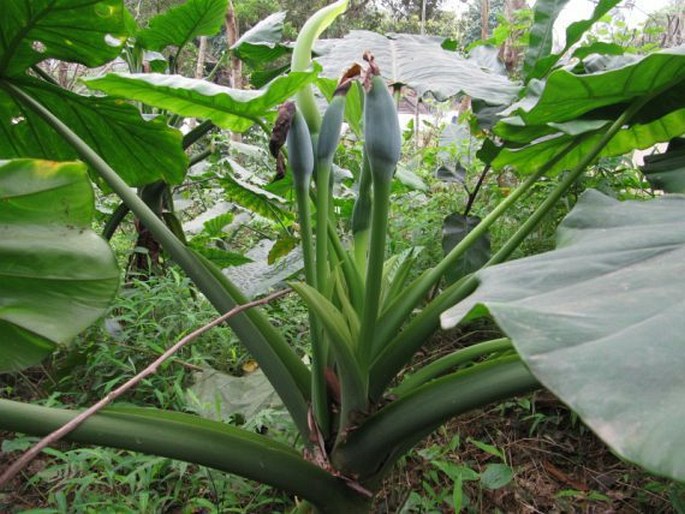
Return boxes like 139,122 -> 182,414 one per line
0,288 -> 292,488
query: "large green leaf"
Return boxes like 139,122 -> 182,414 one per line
441,190 -> 685,481
640,140 -> 685,193
0,0 -> 127,76
0,159 -> 119,372
523,0 -> 570,80
494,48 -> 685,174
509,47 -> 685,125
315,31 -> 519,105
137,0 -> 228,52
493,107 -> 685,174
219,174 -> 292,223
442,214 -> 490,285
85,70 -> 318,132
231,12 -> 290,66
0,78 -> 187,186
526,0 -> 622,81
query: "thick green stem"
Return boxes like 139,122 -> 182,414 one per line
327,219 -> 364,313
358,179 -> 391,371
296,185 -> 329,435
373,141 -> 578,349
332,358 -> 539,480
316,163 -> 332,295
7,84 -> 311,437
182,119 -> 215,149
0,400 -> 369,513
353,230 -> 369,278
352,153 -> 373,276
189,147 -> 212,167
368,275 -> 478,400
102,202 -> 130,240
392,338 -> 513,396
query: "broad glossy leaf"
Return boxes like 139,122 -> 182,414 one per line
232,12 -> 290,66
441,190 -> 685,481
395,164 -> 428,191
0,0 -> 127,76
316,31 -> 519,105
191,246 -> 252,268
0,159 -> 119,372
0,78 -> 187,186
219,175 -> 292,223
493,107 -> 685,174
510,47 -> 685,125
527,0 -> 622,80
467,46 -> 506,76
640,141 -> 685,193
86,70 -> 318,132
523,0 -> 570,80
580,52 -> 640,73
137,0 -> 228,51
442,214 -> 490,285
268,235 -> 299,264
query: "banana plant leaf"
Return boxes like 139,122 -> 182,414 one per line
0,159 -> 119,372
315,30 -> 519,105
0,0 -> 127,76
0,77 -> 187,186
137,0 -> 228,52
441,190 -> 685,482
85,70 -> 318,132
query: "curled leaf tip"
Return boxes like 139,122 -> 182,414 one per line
362,51 -> 380,91
334,63 -> 362,96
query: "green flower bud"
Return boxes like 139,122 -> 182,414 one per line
363,75 -> 401,183
287,108 -> 314,189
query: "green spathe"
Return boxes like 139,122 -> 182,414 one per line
364,75 -> 401,183
287,108 -> 314,188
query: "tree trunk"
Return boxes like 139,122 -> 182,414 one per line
481,0 -> 490,41
225,0 -> 242,89
500,0 -> 526,73
225,0 -> 243,142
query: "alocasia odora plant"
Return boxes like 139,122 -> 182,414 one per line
1,0 -> 685,512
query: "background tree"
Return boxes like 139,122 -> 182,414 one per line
458,0 -> 505,46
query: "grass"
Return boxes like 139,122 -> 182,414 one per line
0,269 -> 310,513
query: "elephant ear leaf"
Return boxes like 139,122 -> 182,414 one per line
137,0 -> 228,52
0,159 -> 120,373
441,190 -> 685,482
0,0 -> 128,76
